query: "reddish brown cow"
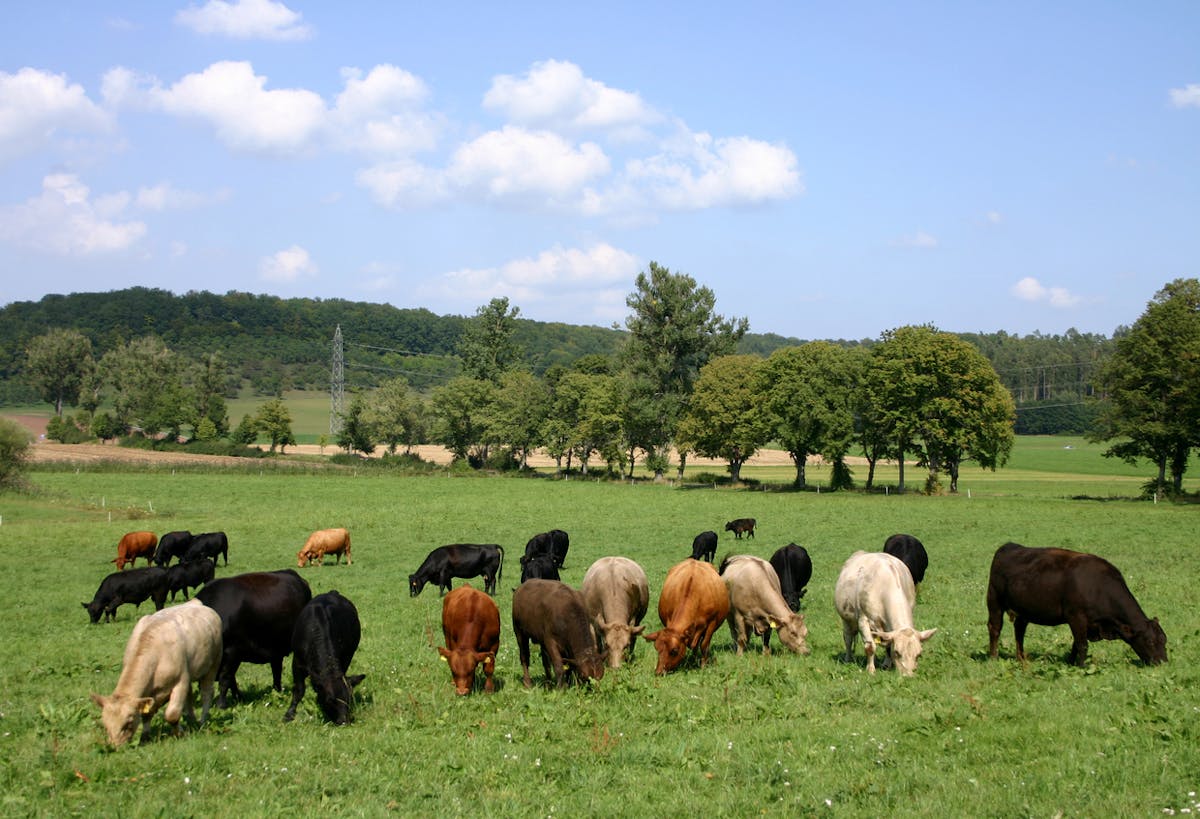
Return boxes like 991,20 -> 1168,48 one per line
297,528 -> 352,567
643,559 -> 730,674
438,585 -> 500,695
113,531 -> 158,570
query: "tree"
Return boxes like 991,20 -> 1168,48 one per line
231,414 -> 258,447
100,336 -> 193,438
552,371 -> 625,475
677,355 -> 765,482
486,370 -> 550,468
0,417 -> 32,492
254,397 -> 293,453
1092,278 -> 1200,495
192,352 -> 230,437
621,262 -> 749,479
457,297 -> 523,383
25,328 -> 94,416
338,394 -> 377,456
367,377 -> 418,455
757,343 -> 859,488
429,376 -> 497,464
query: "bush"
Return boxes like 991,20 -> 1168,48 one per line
45,415 -> 90,444
91,411 -> 124,441
0,418 -> 32,491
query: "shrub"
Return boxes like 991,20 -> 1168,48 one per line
0,418 -> 32,491
45,415 -> 90,444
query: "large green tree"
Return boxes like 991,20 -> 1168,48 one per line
457,297 -> 523,383
0,417 -> 32,491
621,262 -> 748,479
25,328 -> 94,416
1092,278 -> 1200,495
676,355 -> 765,483
254,397 -> 294,453
100,336 -> 193,438
367,377 -> 420,455
486,370 -> 550,468
429,376 -> 497,464
552,371 -> 625,475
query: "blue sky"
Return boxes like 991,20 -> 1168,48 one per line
2,2 -> 1197,340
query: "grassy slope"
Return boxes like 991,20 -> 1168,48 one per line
0,460 -> 1196,817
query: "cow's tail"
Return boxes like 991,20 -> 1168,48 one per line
497,545 -> 505,582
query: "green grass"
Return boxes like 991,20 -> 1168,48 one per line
0,464 -> 1196,817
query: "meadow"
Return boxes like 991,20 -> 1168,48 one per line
0,447 -> 1196,817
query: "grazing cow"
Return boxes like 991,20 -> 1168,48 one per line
153,530 -> 193,567
986,542 -> 1167,667
690,531 -> 718,562
523,529 -> 570,568
883,533 -> 929,586
409,544 -> 505,597
834,551 -> 937,676
520,553 -> 560,583
83,567 -> 170,623
770,543 -> 813,612
284,591 -> 365,724
297,528 -> 352,568
722,555 -> 810,656
512,579 -> 606,688
196,569 -> 312,707
724,518 -> 756,539
437,585 -> 501,695
166,559 -> 215,601
184,532 -> 228,566
581,557 -> 649,668
113,531 -> 158,570
90,600 -> 222,746
643,559 -> 730,675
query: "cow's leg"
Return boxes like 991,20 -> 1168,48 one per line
198,668 -> 216,726
1013,617 -> 1030,664
483,655 -> 496,693
761,623 -> 772,656
1067,616 -> 1090,666
986,597 -> 1004,658
283,657 -> 306,721
841,618 -> 858,663
543,644 -> 566,688
271,656 -> 284,691
857,615 -> 876,673
516,631 -> 533,688
163,679 -> 192,731
697,620 -> 721,667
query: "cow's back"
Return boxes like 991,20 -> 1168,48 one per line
835,551 -> 915,631
581,556 -> 649,624
660,559 -> 729,630
198,570 -> 312,662
443,585 -> 500,650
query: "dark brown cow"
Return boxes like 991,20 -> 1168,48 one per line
986,542 -> 1167,666
690,531 -> 718,562
512,579 -> 605,688
113,531 -> 158,570
724,518 -> 756,539
438,585 -> 501,695
643,559 -> 730,674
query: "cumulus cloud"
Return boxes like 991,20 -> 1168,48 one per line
259,245 -> 317,282
175,0 -> 312,41
0,68 -> 111,162
1168,83 -> 1200,109
1011,276 -> 1080,307
449,127 -> 610,200
0,174 -> 146,255
331,65 -> 441,156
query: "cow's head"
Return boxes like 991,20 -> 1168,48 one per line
439,647 -> 494,695
777,615 -> 811,656
91,692 -> 152,746
644,628 -> 688,675
564,649 -> 607,684
314,673 -> 365,725
408,574 -> 425,597
296,549 -> 311,568
873,627 -> 937,676
82,601 -> 104,624
1130,617 -> 1168,665
596,618 -> 646,668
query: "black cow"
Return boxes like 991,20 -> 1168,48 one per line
883,533 -> 928,585
196,569 -> 312,707
152,530 -> 193,567
82,567 -> 169,623
770,543 -> 813,612
284,591 -> 365,725
520,553 -> 561,583
690,531 -> 718,562
409,544 -> 505,597
184,532 -> 229,566
166,559 -> 215,601
724,518 -> 756,539
986,542 -> 1167,667
523,529 -> 570,568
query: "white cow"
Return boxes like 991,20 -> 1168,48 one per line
91,599 -> 222,746
722,555 -> 810,656
834,551 -> 937,676
581,556 -> 649,668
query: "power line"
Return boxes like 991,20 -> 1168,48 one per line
346,341 -> 456,359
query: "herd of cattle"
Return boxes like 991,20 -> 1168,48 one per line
85,520 -> 1168,747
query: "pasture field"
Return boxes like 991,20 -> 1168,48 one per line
0,463 -> 1197,817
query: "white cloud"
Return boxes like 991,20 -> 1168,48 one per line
135,182 -> 229,210
1168,83 -> 1200,109
985,211 -> 1002,225
259,245 -> 317,282
332,65 -> 441,156
895,231 -> 938,249
0,68 -> 111,162
484,59 -> 658,135
175,0 -> 312,41
448,127 -> 610,200
0,174 -> 146,255
1011,276 -> 1080,307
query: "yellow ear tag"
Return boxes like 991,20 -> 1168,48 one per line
769,620 -> 778,629
439,654 -> 448,663
140,701 -> 154,714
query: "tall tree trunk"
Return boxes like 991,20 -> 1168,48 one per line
897,446 -> 906,494
865,456 -> 877,489
792,451 -> 806,488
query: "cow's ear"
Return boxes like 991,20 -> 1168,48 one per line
871,629 -> 895,644
642,630 -> 660,643
917,628 -> 938,642
90,693 -> 107,709
437,647 -> 451,661
347,674 -> 366,688
630,625 -> 646,636
137,698 -> 155,715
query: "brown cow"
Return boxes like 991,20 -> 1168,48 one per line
512,579 -> 605,688
297,528 -> 352,567
437,585 -> 501,695
114,531 -> 158,570
722,555 -> 810,656
643,559 -> 730,674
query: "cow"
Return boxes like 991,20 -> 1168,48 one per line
283,591 -> 365,724
512,579 -> 606,688
643,559 -> 730,675
520,553 -> 560,583
770,543 -> 813,612
409,544 -> 504,597
724,518 -> 756,539
297,528 -> 352,568
90,600 -> 222,746
83,567 -> 170,623
986,542 -> 1167,667
581,556 -> 649,669
184,532 -> 228,566
113,531 -> 158,570
834,551 -> 937,676
690,531 -> 718,562
722,555 -> 810,656
437,585 -> 501,695
166,559 -> 215,601
196,569 -> 312,707
153,530 -> 193,567
522,529 -> 570,569
883,533 -> 928,586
